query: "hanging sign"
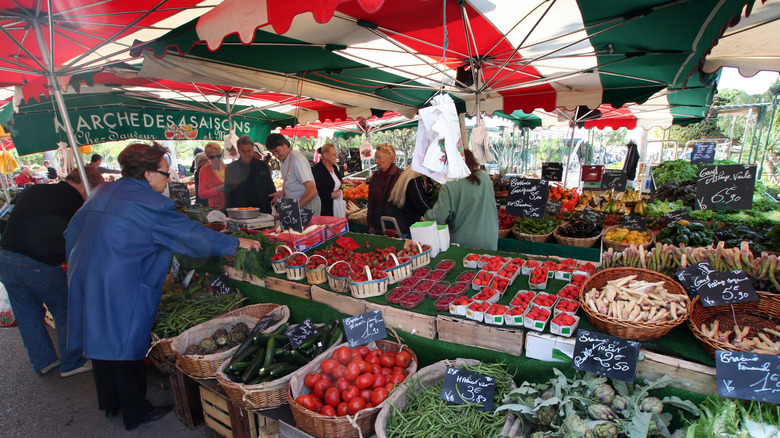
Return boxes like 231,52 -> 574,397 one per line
600,169 -> 628,191
342,309 -> 387,348
695,165 -> 756,211
541,162 -> 563,181
580,207 -> 605,225
440,367 -> 496,411
716,350 -> 780,403
621,216 -> 647,231
696,270 -> 759,307
572,329 -> 640,382
691,141 -> 716,164
168,182 -> 191,207
506,177 -> 549,219
285,319 -> 318,350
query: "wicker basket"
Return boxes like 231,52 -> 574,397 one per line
326,261 -> 351,293
288,339 -> 418,438
285,251 -> 308,281
348,266 -> 389,299
271,245 -> 293,274
220,303 -> 286,320
602,225 -> 655,251
406,240 -> 431,269
383,253 -> 412,284
498,228 -> 512,238
171,314 -> 258,379
687,291 -> 780,357
512,228 -> 552,242
149,332 -> 175,361
579,267 -> 691,341
553,221 -> 604,248
305,255 -> 328,285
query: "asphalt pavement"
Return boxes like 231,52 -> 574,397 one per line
0,325 -> 220,438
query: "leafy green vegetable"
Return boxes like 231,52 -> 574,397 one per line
652,160 -> 699,186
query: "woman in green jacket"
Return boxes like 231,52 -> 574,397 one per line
424,150 -> 498,250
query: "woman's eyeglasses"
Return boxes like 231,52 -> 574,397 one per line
153,169 -> 170,178
208,154 -> 223,159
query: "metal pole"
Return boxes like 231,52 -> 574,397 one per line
727,115 -> 737,159
738,108 -> 753,163
32,18 -> 91,195
758,94 -> 779,179
563,124 -> 576,188
748,107 -> 765,164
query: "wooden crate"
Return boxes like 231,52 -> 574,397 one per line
364,302 -> 437,340
224,265 -> 266,287
200,385 -> 259,438
264,276 -> 312,300
169,361 -> 204,429
147,345 -> 169,373
436,315 -> 525,355
310,286 -> 367,316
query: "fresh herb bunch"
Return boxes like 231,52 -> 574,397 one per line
231,229 -> 276,278
651,160 -> 698,187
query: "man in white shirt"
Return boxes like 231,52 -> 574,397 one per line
265,133 -> 321,215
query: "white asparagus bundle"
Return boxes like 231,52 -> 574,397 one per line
584,275 -> 688,322
699,321 -> 780,355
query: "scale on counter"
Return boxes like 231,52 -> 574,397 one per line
227,213 -> 276,230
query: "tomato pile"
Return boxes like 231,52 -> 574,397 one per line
294,346 -> 413,417
548,184 -> 579,212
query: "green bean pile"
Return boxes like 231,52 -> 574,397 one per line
385,362 -> 513,438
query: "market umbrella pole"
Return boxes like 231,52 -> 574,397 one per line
563,124 -> 576,188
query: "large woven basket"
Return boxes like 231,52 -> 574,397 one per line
512,228 -> 552,242
602,225 -> 655,251
687,291 -> 780,357
553,221 -> 604,248
287,339 -> 418,438
579,267 -> 691,341
498,228 -> 512,238
221,303 -> 286,320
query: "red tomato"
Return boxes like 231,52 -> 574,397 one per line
296,394 -> 318,412
385,351 -> 396,358
304,372 -> 322,389
332,364 -> 347,380
384,382 -> 395,393
370,363 -> 382,375
350,348 -> 362,359
356,345 -> 370,358
395,351 -> 412,368
371,374 -> 387,389
389,373 -> 406,385
365,402 -> 375,409
355,360 -> 370,373
335,347 -> 353,365
359,388 -> 373,402
324,387 -> 341,408
345,362 -> 361,381
365,354 -> 380,365
392,367 -> 408,377
356,373 -> 374,389
341,385 -> 359,403
335,377 -> 351,392
320,359 -> 338,376
380,367 -> 393,376
337,402 -> 348,417
379,353 -> 395,368
346,397 -> 366,415
371,387 -> 389,405
312,396 -> 323,410
365,349 -> 382,361
318,405 -> 336,417
312,379 -> 331,399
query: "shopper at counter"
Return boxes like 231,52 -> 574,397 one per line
198,142 -> 226,208
225,135 -> 276,213
424,149 -> 498,250
311,143 -> 344,217
266,133 -> 321,215
14,166 -> 37,188
367,143 -> 401,234
386,167 -> 431,237
193,153 -> 210,206
0,167 -> 104,377
65,142 -> 261,431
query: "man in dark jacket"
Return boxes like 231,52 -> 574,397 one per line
224,135 -> 276,213
0,166 -> 104,376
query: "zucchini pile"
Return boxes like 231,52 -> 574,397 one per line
224,320 -> 342,384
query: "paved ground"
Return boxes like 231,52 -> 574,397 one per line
0,325 -> 220,438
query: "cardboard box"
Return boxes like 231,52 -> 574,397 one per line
525,331 -> 576,362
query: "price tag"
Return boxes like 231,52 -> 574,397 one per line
696,270 -> 759,307
716,350 -> 780,403
572,329 -> 640,382
285,319 -> 318,349
210,272 -> 237,297
545,200 -> 562,216
506,178 -> 549,219
167,182 -> 191,207
580,207 -> 604,225
675,262 -> 716,298
278,197 -> 303,232
170,256 -> 180,278
342,309 -> 387,348
300,207 -> 314,229
695,165 -> 756,211
663,209 -> 691,226
541,162 -> 563,182
600,169 -> 628,191
691,141 -> 716,165
440,367 -> 496,411
621,216 -> 646,231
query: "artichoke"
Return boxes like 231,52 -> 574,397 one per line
639,396 -> 663,415
592,383 -> 615,405
611,395 -> 628,413
587,404 -> 617,421
184,344 -> 200,355
537,407 -> 559,428
563,414 -> 591,437
212,328 -> 229,346
591,423 -> 619,438
232,322 -> 249,336
199,337 -> 217,355
541,390 -> 554,401
229,325 -> 247,346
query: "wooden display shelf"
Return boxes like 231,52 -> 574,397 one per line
310,286 -> 367,316
224,266 -> 312,300
364,302 -> 437,340
224,266 -> 266,287
436,315 -> 525,355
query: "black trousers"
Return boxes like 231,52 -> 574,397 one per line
92,359 -> 150,426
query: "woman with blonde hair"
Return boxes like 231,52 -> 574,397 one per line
198,142 -> 226,208
311,143 -> 344,217
367,143 -> 401,234
386,167 -> 431,237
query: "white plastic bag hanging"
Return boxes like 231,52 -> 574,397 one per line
412,94 -> 470,184
0,281 -> 15,327
359,140 -> 374,160
470,120 -> 494,165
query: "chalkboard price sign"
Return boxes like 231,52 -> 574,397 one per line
696,165 -> 756,211
168,182 -> 191,207
697,270 -> 759,307
600,169 -> 628,191
300,208 -> 314,229
210,272 -> 236,296
691,141 -> 716,165
285,319 -> 318,349
572,329 -> 640,382
541,162 -> 563,182
716,350 -> 780,403
440,367 -> 496,411
546,200 -> 562,216
675,261 -> 716,298
663,209 -> 692,226
580,207 -> 605,225
278,198 -> 303,232
342,309 -> 387,348
505,178 -> 549,219
621,216 -> 646,231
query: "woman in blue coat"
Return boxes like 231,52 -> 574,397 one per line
65,143 -> 261,431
